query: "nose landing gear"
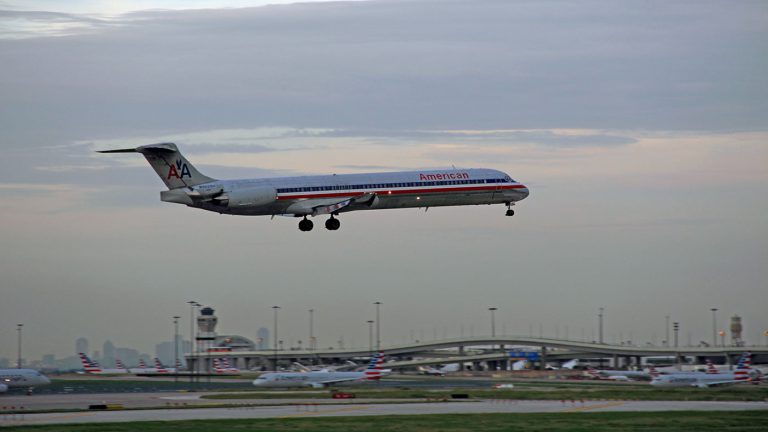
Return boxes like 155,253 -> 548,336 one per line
298,217 -> 314,232
325,215 -> 341,231
505,202 -> 515,217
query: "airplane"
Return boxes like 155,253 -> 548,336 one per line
585,366 -> 634,381
512,359 -> 527,371
78,353 -> 130,374
650,353 -> 761,388
253,352 -> 389,388
418,363 -> 459,376
546,359 -> 579,370
98,143 -> 530,231
0,369 -> 50,394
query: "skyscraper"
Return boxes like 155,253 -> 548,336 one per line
257,327 -> 269,350
75,337 -> 88,355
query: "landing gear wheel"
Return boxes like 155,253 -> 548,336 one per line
298,217 -> 314,232
506,209 -> 515,217
325,216 -> 341,231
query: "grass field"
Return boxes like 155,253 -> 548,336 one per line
3,411 -> 768,431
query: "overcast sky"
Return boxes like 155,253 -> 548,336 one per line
1,0 -> 767,361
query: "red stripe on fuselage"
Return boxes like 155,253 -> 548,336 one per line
276,184 -> 525,201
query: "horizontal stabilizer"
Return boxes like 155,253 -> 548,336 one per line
97,143 -> 179,154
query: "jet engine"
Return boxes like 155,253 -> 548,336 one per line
218,187 -> 277,209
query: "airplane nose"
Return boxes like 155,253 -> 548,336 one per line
519,185 -> 530,200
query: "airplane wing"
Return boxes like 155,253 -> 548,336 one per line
314,376 -> 365,386
697,378 -> 752,388
285,193 -> 378,216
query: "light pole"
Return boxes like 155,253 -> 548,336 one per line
308,309 -> 315,351
673,322 -> 680,348
665,314 -> 670,347
367,320 -> 374,355
272,306 -> 280,371
173,316 -> 180,383
488,307 -> 498,337
598,307 -> 604,344
16,324 -> 23,369
187,300 -> 198,383
374,301 -> 382,352
710,308 -> 718,347
719,330 -> 726,348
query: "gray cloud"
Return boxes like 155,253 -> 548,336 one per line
1,0 -> 766,152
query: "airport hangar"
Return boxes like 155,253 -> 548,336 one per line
186,336 -> 768,372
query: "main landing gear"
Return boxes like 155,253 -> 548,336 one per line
298,216 -> 341,231
325,215 -> 341,231
505,202 -> 515,217
298,217 -> 314,232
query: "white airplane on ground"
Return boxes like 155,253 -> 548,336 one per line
253,352 -> 389,388
546,359 -> 579,370
78,353 -> 130,374
419,363 -> 460,376
651,353 -> 762,388
512,359 -> 527,371
585,366 -> 647,381
99,143 -> 529,231
0,369 -> 51,393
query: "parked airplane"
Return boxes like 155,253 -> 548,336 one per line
78,353 -> 130,374
99,143 -> 530,231
418,363 -> 460,376
546,359 -> 579,370
253,352 -> 388,388
0,369 -> 50,393
587,366 -> 650,381
650,353 -> 760,388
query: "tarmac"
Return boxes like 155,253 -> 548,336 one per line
1,394 -> 767,426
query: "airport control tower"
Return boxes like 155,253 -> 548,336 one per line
730,315 -> 744,347
196,306 -> 219,353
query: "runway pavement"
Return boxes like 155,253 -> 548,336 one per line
1,398 -> 767,426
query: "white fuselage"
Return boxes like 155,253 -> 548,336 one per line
253,370 -> 381,388
650,371 -> 753,388
167,168 -> 528,216
0,369 -> 51,391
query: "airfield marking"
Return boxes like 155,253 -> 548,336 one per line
280,405 -> 372,418
1,411 -> 95,426
561,401 -> 626,412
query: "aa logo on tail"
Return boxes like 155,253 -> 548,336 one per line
167,159 -> 191,179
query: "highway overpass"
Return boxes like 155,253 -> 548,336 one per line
187,336 -> 768,371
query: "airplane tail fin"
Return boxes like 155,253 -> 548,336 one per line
78,353 -> 101,373
138,359 -> 147,369
364,352 -> 385,380
98,143 -> 215,190
154,358 -> 169,373
705,359 -> 719,374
